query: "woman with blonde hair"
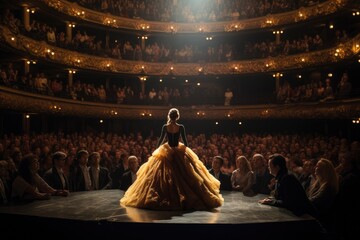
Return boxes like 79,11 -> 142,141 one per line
231,155 -> 255,196
307,158 -> 339,230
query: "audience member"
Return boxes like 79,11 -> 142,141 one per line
251,153 -> 273,195
69,150 -> 91,191
11,154 -> 68,202
258,154 -> 317,217
231,155 -> 255,196
298,158 -> 317,193
209,156 -> 232,191
307,158 -> 339,231
88,152 -> 112,190
43,151 -> 69,190
112,153 -> 129,189
120,156 -> 139,191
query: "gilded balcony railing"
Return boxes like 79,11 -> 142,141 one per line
1,85 -> 360,119
1,24 -> 359,76
28,0 -> 349,33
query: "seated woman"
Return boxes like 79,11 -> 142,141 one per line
307,158 -> 339,230
11,154 -> 69,202
231,155 -> 255,196
120,108 -> 223,210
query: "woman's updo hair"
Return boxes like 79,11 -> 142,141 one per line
167,108 -> 180,123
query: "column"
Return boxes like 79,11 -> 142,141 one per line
24,60 -> 30,75
275,34 -> 280,45
105,31 -> 110,49
22,114 -> 30,135
22,5 -> 30,31
68,70 -> 74,87
273,31 -> 283,45
140,78 -> 145,94
141,36 -> 146,51
275,75 -> 280,93
66,21 -> 73,43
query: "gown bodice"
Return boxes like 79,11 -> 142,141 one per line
167,131 -> 180,147
157,124 -> 188,147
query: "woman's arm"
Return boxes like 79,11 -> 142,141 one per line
35,173 -> 56,194
12,176 -> 51,200
180,125 -> 188,146
230,171 -> 239,189
243,171 -> 256,196
35,174 -> 69,196
156,125 -> 167,148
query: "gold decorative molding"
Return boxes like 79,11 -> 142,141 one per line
1,24 -> 359,76
1,86 -> 360,119
28,0 -> 349,33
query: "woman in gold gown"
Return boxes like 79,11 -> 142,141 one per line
120,108 -> 223,210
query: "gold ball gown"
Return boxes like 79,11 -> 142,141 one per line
120,125 -> 223,210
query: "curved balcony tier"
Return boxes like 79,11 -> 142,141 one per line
1,25 -> 359,76
27,0 -> 349,33
1,85 -> 359,120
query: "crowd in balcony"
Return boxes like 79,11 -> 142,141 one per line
73,0 -> 324,22
276,72 -> 353,103
0,64 -> 227,106
0,8 -> 357,106
0,59 -> 357,106
1,8 -> 352,64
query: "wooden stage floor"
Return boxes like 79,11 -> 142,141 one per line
0,189 -> 326,239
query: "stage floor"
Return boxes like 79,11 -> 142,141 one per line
0,190 -> 324,239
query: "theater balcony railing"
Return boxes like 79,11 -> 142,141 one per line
1,25 -> 360,76
1,85 -> 360,120
27,0 -> 349,33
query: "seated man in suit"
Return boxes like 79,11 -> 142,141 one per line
259,154 -> 317,217
120,156 -> 139,191
43,151 -> 69,191
209,156 -> 232,191
89,152 -> 112,190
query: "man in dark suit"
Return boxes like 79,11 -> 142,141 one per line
258,154 -> 317,217
209,156 -> 232,191
69,150 -> 91,191
43,151 -> 69,191
120,156 -> 139,191
89,152 -> 112,190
